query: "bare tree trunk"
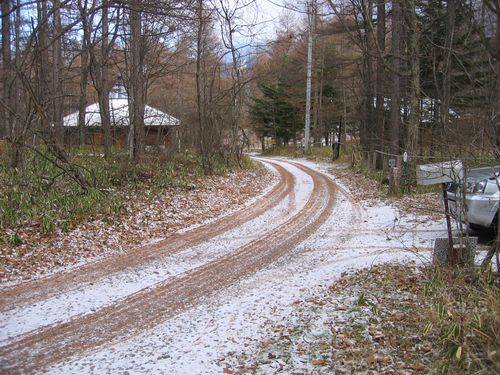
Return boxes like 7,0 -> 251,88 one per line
100,0 -> 111,158
315,44 -> 325,145
82,0 -> 114,155
217,0 -> 245,162
389,0 -> 401,159
362,0 -> 375,165
52,0 -> 64,146
129,0 -> 145,160
195,0 -> 210,172
494,6 -> 500,158
402,0 -> 420,190
13,0 -> 22,144
1,0 -> 9,141
37,0 -> 51,137
2,0 -> 15,165
341,86 -> 347,146
78,0 -> 103,148
375,0 -> 386,169
304,0 -> 316,151
334,117 -> 342,159
440,0 -> 456,149
78,31 -> 89,146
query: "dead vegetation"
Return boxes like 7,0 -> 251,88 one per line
0,162 -> 275,283
332,166 -> 442,221
223,263 -> 499,374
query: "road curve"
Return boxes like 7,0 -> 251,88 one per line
0,161 -> 294,312
0,159 -> 337,374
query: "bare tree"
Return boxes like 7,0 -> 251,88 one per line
213,0 -> 256,162
80,0 -> 119,157
2,0 -> 15,164
93,0 -> 111,158
389,0 -> 401,159
97,0 -> 112,157
52,0 -> 64,145
77,0 -> 93,145
36,0 -> 51,137
304,0 -> 316,151
401,0 -> 420,189
195,0 -> 211,172
374,0 -> 385,169
128,0 -> 146,160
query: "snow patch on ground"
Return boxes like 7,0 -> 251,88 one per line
45,159 -> 447,374
1,167 -> 278,285
0,161 -> 312,343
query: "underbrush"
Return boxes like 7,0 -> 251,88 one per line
335,263 -> 499,374
0,147 -> 253,241
423,266 -> 500,374
262,144 -> 438,197
226,263 -> 499,374
261,144 -> 358,162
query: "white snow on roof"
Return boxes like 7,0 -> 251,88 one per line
63,99 -> 180,128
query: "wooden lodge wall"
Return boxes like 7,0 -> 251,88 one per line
64,127 -> 172,148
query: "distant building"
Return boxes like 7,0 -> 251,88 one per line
63,85 -> 180,148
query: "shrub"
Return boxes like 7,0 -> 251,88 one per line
0,147 -> 253,236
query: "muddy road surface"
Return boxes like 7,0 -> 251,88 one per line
0,159 -> 347,373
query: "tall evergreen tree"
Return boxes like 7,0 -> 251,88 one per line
250,82 -> 303,146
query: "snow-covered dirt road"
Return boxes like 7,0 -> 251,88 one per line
0,158 -> 447,374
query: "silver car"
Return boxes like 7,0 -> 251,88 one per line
447,167 -> 500,232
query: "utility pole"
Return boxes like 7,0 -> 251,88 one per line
304,0 -> 315,151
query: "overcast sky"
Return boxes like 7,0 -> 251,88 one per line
254,0 -> 286,38
220,0 -> 301,46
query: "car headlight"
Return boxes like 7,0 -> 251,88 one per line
473,179 -> 487,193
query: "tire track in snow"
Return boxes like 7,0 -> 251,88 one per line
0,160 -> 337,374
46,161 -> 444,375
0,161 -> 293,313
0,161 -> 311,343
45,161 -> 446,374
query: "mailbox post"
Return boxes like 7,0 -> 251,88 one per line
416,160 -> 464,265
441,182 -> 455,263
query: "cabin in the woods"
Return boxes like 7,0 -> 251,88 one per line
63,85 -> 180,148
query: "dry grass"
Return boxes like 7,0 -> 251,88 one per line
262,145 -> 334,161
0,140 -> 7,157
224,263 -> 499,374
423,266 -> 500,374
